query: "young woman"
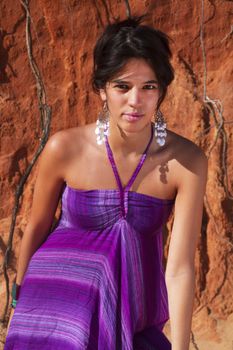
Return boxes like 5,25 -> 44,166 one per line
5,17 -> 207,350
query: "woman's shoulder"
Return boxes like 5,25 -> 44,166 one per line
168,129 -> 206,157
167,129 -> 208,174
46,124 -> 94,157
49,124 -> 92,143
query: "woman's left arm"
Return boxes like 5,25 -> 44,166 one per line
165,148 -> 208,350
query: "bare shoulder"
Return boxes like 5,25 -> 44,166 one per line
168,129 -> 207,167
167,129 -> 208,185
37,124 -> 93,182
44,124 -> 92,161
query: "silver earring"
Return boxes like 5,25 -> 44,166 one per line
95,102 -> 110,145
154,110 -> 167,146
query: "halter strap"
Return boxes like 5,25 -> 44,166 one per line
105,124 -> 154,217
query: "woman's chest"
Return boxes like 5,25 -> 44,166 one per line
64,151 -> 177,201
58,186 -> 175,235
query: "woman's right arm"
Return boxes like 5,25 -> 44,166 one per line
15,131 -> 68,285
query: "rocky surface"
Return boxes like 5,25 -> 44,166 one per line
0,1 -> 232,349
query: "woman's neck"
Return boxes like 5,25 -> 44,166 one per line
107,120 -> 153,157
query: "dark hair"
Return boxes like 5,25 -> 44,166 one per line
92,16 -> 174,109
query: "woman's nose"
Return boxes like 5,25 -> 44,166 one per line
128,88 -> 141,107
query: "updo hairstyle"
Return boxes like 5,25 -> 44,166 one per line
92,16 -> 174,109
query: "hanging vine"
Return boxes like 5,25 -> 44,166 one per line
1,0 -> 52,322
200,0 -> 233,201
190,0 -> 233,347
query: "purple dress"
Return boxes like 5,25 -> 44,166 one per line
5,127 -> 175,349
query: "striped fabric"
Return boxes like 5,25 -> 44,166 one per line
5,126 -> 175,349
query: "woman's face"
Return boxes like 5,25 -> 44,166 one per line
100,58 -> 160,134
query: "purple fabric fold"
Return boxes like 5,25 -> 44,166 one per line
5,188 -> 174,349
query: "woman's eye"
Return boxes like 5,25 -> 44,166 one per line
143,85 -> 158,90
113,84 -> 158,91
114,84 -> 129,90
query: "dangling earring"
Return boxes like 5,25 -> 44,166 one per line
95,101 -> 110,145
154,109 -> 167,146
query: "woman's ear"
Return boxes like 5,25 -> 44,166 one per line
100,88 -> 107,102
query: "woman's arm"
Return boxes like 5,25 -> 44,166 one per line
165,147 -> 208,350
15,131 -> 68,286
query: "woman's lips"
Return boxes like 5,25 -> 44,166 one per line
122,113 -> 144,122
